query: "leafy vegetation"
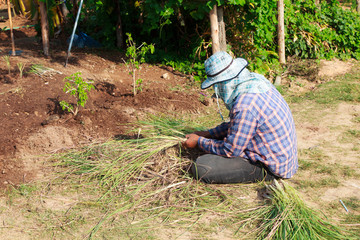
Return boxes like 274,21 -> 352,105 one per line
123,33 -> 155,96
22,0 -> 360,82
59,72 -> 95,116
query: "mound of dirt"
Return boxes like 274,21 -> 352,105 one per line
318,59 -> 354,78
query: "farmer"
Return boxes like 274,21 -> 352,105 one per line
183,51 -> 298,184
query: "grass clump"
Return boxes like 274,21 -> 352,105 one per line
237,180 -> 355,240
17,62 -> 25,78
296,178 -> 340,189
306,75 -> 360,104
2,56 -> 11,74
28,64 -> 62,77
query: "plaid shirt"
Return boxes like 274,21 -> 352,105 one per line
198,85 -> 298,178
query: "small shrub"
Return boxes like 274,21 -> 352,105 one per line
60,72 -> 94,116
124,33 -> 154,96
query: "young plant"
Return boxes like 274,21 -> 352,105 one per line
124,33 -> 154,96
60,72 -> 94,116
17,63 -> 25,78
2,56 -> 11,74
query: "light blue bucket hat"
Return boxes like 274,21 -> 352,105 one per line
201,51 -> 248,89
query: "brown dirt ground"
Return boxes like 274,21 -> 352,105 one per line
0,10 -> 209,188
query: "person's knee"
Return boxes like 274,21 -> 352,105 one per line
190,162 -> 211,183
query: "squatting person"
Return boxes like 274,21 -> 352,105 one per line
182,51 -> 298,184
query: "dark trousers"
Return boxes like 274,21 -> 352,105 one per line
190,154 -> 278,184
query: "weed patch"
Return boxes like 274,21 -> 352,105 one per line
306,76 -> 360,104
296,177 -> 340,189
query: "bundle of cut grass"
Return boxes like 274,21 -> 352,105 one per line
55,115 -> 205,196
28,64 -> 62,76
55,115 -> 238,238
237,179 -> 355,240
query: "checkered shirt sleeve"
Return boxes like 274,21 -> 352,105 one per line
209,122 -> 229,139
200,109 -> 257,159
198,86 -> 298,178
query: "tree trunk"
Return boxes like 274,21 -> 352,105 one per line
39,1 -> 49,56
116,0 -> 124,49
315,0 -> 321,12
210,5 -> 220,54
7,0 -> 16,55
217,6 -> 226,52
357,0 -> 360,13
277,0 -> 285,64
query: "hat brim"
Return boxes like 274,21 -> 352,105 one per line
201,58 -> 248,90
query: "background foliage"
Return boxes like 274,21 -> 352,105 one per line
28,0 -> 360,78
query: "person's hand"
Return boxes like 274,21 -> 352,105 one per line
182,133 -> 200,149
193,130 -> 211,138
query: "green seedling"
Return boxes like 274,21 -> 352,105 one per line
60,72 -> 94,116
124,33 -> 154,96
17,62 -> 25,78
3,55 -> 11,74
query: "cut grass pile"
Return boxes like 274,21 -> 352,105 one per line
55,115 -> 203,194
237,180 -> 355,240
54,116 -> 241,238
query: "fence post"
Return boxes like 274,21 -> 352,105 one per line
217,6 -> 227,52
210,5 -> 220,54
7,0 -> 16,56
278,0 -> 285,64
39,1 -> 49,56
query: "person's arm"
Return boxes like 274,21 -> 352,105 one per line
192,121 -> 230,140
208,121 -> 230,140
192,130 -> 212,138
198,109 -> 257,157
182,121 -> 231,149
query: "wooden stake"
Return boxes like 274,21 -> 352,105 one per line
210,5 -> 220,54
39,1 -> 49,56
217,6 -> 227,52
6,0 -> 16,56
357,0 -> 360,13
277,0 -> 285,64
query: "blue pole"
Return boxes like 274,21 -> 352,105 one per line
64,0 -> 84,67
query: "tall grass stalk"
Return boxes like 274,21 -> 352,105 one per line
3,56 -> 11,74
17,62 -> 25,78
237,180 -> 355,240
